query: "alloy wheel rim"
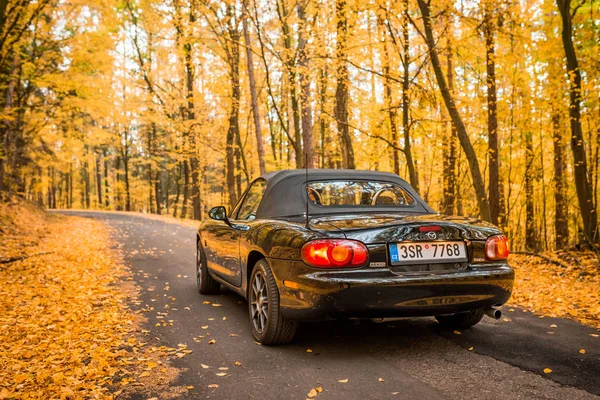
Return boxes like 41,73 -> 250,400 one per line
250,272 -> 268,334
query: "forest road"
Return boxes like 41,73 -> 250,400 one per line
57,211 -> 600,400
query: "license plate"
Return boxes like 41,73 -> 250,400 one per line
389,241 -> 467,265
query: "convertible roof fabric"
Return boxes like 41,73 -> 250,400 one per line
254,169 -> 433,219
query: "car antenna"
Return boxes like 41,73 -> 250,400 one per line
305,153 -> 310,229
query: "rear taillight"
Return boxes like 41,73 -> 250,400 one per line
301,239 -> 369,268
485,235 -> 510,261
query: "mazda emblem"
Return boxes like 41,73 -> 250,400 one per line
426,231 -> 437,240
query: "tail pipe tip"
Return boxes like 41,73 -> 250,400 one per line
484,307 -> 502,320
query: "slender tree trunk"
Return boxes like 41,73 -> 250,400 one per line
226,10 -> 241,208
243,13 -> 266,175
181,159 -> 190,218
122,148 -> 130,211
557,0 -> 598,243
297,2 -> 314,168
525,130 -> 537,251
553,112 -> 569,248
318,66 -> 327,169
401,0 -> 418,189
417,0 -> 491,222
379,15 -> 399,175
173,161 -> 182,218
484,3 -> 501,226
103,148 -> 109,207
334,0 -> 355,169
443,33 -> 457,215
95,151 -> 102,207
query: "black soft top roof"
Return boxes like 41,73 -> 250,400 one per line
254,169 -> 433,219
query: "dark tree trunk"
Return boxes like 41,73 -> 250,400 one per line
103,148 -> 109,207
442,33 -> 457,215
417,0 -> 492,222
184,6 -> 201,220
95,152 -> 102,207
181,159 -> 190,218
525,130 -> 537,251
334,0 -> 355,169
483,4 -> 501,226
226,7 -> 241,209
556,0 -> 598,243
242,13 -> 266,175
552,112 -> 569,248
173,160 -> 182,218
379,15 -> 399,175
297,2 -> 313,168
401,0 -> 418,190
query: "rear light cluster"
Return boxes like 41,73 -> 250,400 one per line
485,234 -> 510,261
301,239 -> 369,268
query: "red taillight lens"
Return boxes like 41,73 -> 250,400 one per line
301,239 -> 369,268
485,235 -> 510,261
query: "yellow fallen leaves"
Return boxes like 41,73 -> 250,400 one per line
510,252 -> 600,328
338,378 -> 348,383
0,203 -> 166,399
543,368 -> 552,374
579,349 -> 585,354
307,386 -> 323,398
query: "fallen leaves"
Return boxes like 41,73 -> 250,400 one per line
234,361 -> 241,366
579,349 -> 585,354
510,252 -> 600,328
208,339 -> 216,345
543,368 -> 552,374
338,378 -> 348,383
0,203 -> 171,399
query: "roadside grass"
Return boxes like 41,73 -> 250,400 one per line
0,199 -> 183,399
510,252 -> 600,329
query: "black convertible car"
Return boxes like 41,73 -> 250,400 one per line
196,169 -> 514,344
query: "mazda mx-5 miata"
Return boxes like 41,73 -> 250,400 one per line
196,169 -> 514,344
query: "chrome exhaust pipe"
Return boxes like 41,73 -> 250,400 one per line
484,307 -> 502,320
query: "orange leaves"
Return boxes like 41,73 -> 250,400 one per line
510,252 -> 600,328
0,205 -> 169,398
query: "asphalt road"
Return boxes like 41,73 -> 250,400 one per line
58,211 -> 600,400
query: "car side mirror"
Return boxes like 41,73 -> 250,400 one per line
209,206 -> 228,221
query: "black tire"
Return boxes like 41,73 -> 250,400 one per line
248,259 -> 297,345
196,242 -> 220,295
435,309 -> 485,329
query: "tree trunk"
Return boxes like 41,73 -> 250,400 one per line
525,130 -> 537,251
417,0 -> 491,222
556,0 -> 598,243
103,148 -> 109,207
401,0 -> 418,190
483,3 -> 501,226
297,2 -> 313,169
181,159 -> 190,218
552,112 -> 569,248
379,14 -> 399,175
95,151 -> 102,207
442,31 -> 457,215
242,13 -> 266,175
173,160 -> 182,218
334,0 -> 355,169
226,8 -> 241,209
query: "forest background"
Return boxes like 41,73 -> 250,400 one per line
1,0 -> 599,253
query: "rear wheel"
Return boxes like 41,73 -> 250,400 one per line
435,309 -> 484,329
249,259 -> 297,345
196,242 -> 220,294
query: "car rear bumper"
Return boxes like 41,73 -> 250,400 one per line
268,259 -> 514,320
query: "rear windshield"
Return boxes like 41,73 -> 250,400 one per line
307,180 -> 415,207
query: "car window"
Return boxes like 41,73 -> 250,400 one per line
307,180 -> 415,207
235,180 -> 267,220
